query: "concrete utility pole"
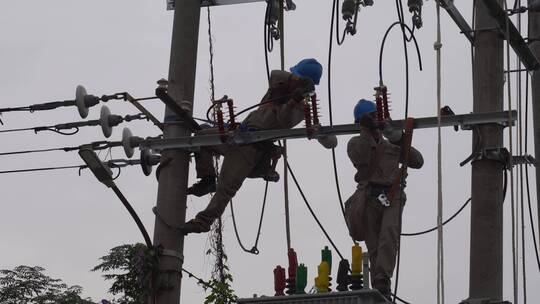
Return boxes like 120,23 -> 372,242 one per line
469,0 -> 504,300
529,3 -> 540,246
152,1 -> 201,303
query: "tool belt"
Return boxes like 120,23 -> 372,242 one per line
248,140 -> 284,182
369,183 -> 391,197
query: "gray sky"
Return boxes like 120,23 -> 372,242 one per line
0,0 -> 539,303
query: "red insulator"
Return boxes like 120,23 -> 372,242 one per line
303,100 -> 312,132
311,94 -> 320,126
227,98 -> 236,127
374,87 -> 384,122
288,248 -> 298,282
216,107 -> 227,143
381,86 -> 390,119
274,265 -> 286,296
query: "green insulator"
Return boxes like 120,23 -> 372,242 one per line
295,264 -> 307,294
321,246 -> 332,273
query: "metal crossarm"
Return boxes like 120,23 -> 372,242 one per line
481,0 -> 540,70
140,110 -> 517,151
437,0 -> 475,43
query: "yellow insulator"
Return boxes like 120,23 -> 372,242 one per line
315,261 -> 330,293
351,243 -> 363,276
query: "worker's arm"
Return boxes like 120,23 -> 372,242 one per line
347,130 -> 375,182
406,146 -> 424,169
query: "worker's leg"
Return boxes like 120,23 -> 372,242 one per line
189,128 -> 228,196
190,145 -> 263,231
371,196 -> 404,296
363,198 -> 383,289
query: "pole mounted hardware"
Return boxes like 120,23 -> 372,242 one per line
140,111 -> 517,152
155,87 -> 201,131
341,0 -> 362,36
436,0 -> 474,43
481,0 -> 540,70
0,105 -> 147,138
407,0 -> 423,29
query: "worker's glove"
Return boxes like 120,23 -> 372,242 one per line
317,135 -> 338,149
382,121 -> 403,143
292,87 -> 308,102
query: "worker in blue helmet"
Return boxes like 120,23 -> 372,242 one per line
344,99 -> 423,300
182,58 -> 334,234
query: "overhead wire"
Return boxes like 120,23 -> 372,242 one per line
327,0 -> 349,234
434,3 -> 445,303
524,72 -> 540,272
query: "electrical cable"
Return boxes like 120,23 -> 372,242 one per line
524,72 -> 540,272
285,159 -> 345,261
0,165 -> 84,174
110,185 -> 153,248
229,182 -> 269,255
326,0 -> 349,235
378,21 -> 423,86
401,198 -> 471,237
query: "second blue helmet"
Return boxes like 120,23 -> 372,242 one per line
290,58 -> 323,85
354,99 -> 377,123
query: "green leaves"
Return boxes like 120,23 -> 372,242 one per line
92,244 -> 156,304
0,265 -> 94,304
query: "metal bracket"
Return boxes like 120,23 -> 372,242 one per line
437,0 -> 475,44
460,298 -> 511,304
481,0 -> 540,70
473,147 -> 510,167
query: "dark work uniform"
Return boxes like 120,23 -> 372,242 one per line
345,127 -> 423,295
194,70 -> 306,229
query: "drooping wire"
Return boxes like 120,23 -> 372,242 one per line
524,72 -> 540,272
229,182 -> 269,255
402,199 -> 470,237
326,0 -> 349,235
285,159 -> 345,261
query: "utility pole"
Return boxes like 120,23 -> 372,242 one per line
529,3 -> 540,245
152,1 -> 201,303
469,0 -> 504,301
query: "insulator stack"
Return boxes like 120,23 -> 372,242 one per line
226,98 -> 237,129
374,87 -> 384,123
285,248 -> 298,295
381,86 -> 391,119
350,244 -> 363,290
315,261 -> 330,293
215,105 -> 227,143
295,264 -> 307,294
311,94 -> 320,126
303,98 -> 312,131
321,246 -> 333,291
336,259 -> 351,292
273,266 -> 286,296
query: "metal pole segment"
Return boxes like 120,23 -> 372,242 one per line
529,1 -> 540,253
140,111 -> 517,151
151,0 -> 200,303
469,0 -> 504,300
437,0 -> 475,43
480,0 -> 540,71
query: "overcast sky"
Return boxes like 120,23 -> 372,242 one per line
0,0 -> 539,303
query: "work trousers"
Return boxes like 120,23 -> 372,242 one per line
364,194 -> 405,293
193,131 -> 266,227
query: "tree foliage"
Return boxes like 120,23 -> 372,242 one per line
92,244 -> 156,304
0,265 -> 94,304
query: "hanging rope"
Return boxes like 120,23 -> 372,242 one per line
503,3 -> 518,301
434,3 -> 445,303
276,0 -> 292,251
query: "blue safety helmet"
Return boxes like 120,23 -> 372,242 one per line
354,99 -> 377,123
290,58 -> 323,85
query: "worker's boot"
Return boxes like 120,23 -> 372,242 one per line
181,218 -> 211,235
187,176 -> 216,197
